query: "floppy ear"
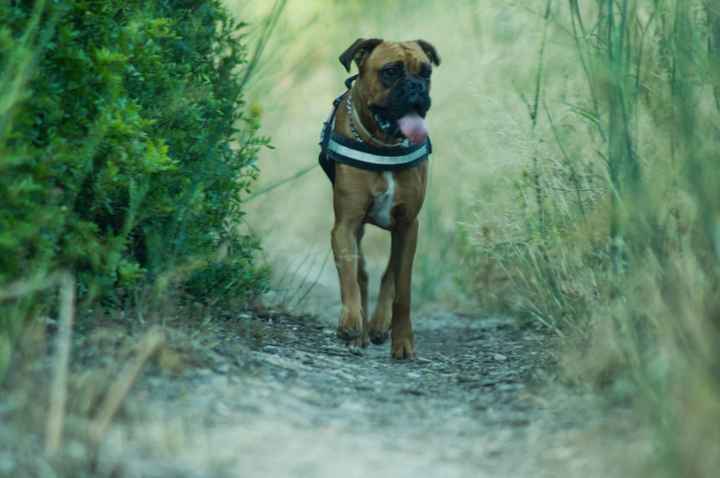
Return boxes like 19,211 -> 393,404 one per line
415,39 -> 441,66
339,38 -> 383,72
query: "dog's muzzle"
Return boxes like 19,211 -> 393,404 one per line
371,77 -> 432,139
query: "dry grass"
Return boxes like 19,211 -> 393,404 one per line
0,291 -> 267,477
459,1 -> 720,476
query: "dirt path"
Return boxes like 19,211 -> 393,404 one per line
88,308 -> 631,478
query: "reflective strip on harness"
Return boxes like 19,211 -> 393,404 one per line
318,81 -> 432,183
326,137 -> 430,166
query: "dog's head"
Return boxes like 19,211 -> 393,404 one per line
340,39 -> 440,144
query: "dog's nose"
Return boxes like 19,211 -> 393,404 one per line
406,78 -> 427,95
404,78 -> 428,104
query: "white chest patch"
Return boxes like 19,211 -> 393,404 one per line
369,171 -> 396,228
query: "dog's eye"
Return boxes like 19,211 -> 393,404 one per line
381,66 -> 402,82
419,64 -> 432,79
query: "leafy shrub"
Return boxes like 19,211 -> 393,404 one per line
0,0 -> 267,308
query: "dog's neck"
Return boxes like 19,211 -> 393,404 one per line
348,86 -> 404,148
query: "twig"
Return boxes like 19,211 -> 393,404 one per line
238,0 -> 288,90
293,250 -> 331,309
280,251 -> 316,306
245,162 -> 318,202
45,273 -> 75,456
89,328 -> 165,443
543,100 -> 588,220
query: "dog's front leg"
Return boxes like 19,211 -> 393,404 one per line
367,261 -> 394,345
332,219 -> 365,347
390,219 -> 419,360
356,227 -> 370,348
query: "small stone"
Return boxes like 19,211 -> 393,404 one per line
400,388 -> 424,396
497,383 -> 521,392
493,353 -> 508,362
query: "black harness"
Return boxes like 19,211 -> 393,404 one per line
318,76 -> 432,183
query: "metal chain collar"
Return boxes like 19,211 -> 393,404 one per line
345,91 -> 363,142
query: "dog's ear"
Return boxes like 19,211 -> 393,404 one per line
339,38 -> 383,72
415,39 -> 441,66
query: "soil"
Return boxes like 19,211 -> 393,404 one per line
81,309 -> 632,478
1,249 -> 642,478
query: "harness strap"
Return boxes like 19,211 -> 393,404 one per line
318,76 -> 431,183
327,134 -> 431,167
318,92 -> 345,183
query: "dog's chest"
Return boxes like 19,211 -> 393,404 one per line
369,171 -> 396,228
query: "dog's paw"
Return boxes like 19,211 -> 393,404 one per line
368,328 -> 389,345
367,316 -> 390,345
391,336 -> 415,360
336,326 -> 361,342
337,310 -> 363,344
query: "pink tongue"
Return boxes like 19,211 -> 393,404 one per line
398,113 -> 428,145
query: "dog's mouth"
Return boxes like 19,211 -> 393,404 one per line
371,109 -> 428,145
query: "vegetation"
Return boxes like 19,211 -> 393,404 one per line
245,0 -> 718,474
464,1 -> 720,475
1,0 -> 718,476
0,0 -> 268,376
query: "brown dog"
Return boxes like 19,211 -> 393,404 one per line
322,39 -> 440,360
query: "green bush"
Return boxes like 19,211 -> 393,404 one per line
0,1 -> 267,308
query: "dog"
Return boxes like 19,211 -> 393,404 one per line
319,38 -> 440,360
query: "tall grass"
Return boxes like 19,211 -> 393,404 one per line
466,1 -> 720,475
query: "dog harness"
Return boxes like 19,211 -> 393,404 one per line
318,76 -> 432,183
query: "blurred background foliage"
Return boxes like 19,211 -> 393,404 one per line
233,0 -> 532,310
